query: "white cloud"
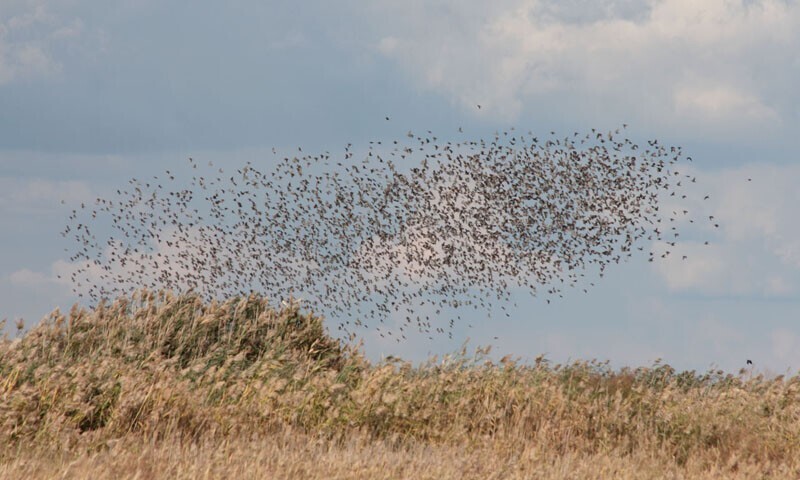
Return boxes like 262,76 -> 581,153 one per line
8,268 -> 52,287
369,0 -> 799,135
0,2 -> 85,85
652,163 -> 800,298
673,84 -> 779,126
7,260 -> 71,290
654,241 -> 729,293
0,177 -> 93,214
6,223 -> 205,303
376,36 -> 399,55
765,275 -> 793,297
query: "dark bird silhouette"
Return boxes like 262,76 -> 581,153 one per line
62,125 -> 713,339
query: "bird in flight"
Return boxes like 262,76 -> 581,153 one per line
62,125 -> 712,339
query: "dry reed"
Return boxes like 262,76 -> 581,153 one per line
1,290 -> 799,478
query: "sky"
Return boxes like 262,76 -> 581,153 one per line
2,0 -> 800,374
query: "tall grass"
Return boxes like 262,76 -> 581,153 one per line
1,290 -> 799,478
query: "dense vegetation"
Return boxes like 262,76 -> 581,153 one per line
1,291 -> 799,479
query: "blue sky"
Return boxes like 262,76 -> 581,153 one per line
2,0 -> 800,373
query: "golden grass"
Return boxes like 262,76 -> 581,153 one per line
6,431 -> 800,480
1,290 -> 799,479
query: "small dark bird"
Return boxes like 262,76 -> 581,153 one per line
63,124 -> 705,341
746,359 -> 753,365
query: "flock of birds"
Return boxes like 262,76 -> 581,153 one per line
62,125 -> 718,341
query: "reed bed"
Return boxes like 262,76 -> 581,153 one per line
1,290 -> 799,479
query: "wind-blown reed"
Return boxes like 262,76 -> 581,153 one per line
1,291 -> 798,478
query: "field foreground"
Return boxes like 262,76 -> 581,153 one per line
1,291 -> 799,479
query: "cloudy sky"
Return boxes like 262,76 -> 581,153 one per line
2,0 -> 799,373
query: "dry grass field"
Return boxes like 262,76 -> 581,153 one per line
1,290 -> 799,479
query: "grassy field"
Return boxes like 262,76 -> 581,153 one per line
1,290 -> 799,479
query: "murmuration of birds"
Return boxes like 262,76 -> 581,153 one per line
62,126 -> 718,341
